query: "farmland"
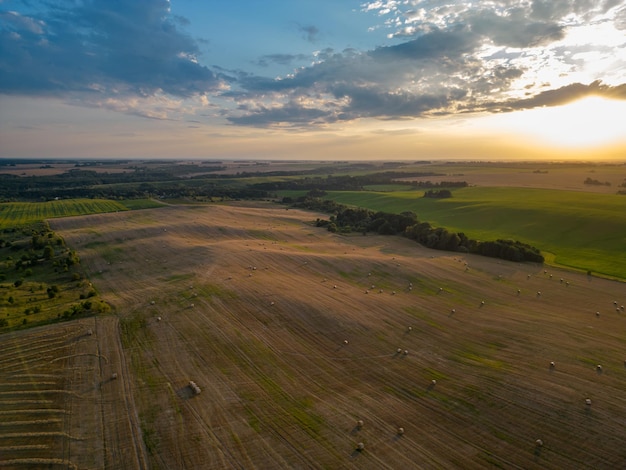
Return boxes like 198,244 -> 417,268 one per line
0,199 -> 130,229
1,159 -> 625,469
3,201 -> 617,469
0,316 -> 146,469
320,187 -> 626,280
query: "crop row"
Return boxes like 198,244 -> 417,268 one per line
0,199 -> 128,229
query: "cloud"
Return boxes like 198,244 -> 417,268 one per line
0,10 -> 44,34
227,1 -> 626,127
499,80 -> 626,111
2,0 -> 625,128
369,27 -> 479,60
226,26 -> 520,126
299,24 -> 319,42
0,0 -> 225,100
467,10 -> 564,48
255,53 -> 310,67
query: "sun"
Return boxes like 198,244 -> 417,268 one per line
486,96 -> 626,149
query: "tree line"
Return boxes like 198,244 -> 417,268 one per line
292,196 -> 544,263
250,172 -> 451,191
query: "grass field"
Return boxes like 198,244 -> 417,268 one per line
321,187 -> 626,280
0,199 -> 129,229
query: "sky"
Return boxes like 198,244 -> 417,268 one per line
1,0 -> 625,161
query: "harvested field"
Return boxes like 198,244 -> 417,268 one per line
33,202 -> 626,468
0,316 -> 146,469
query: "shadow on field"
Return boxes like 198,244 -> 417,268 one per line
350,448 -> 364,459
177,385 -> 196,400
99,374 -> 118,388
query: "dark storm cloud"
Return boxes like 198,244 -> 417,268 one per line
0,0 -> 223,97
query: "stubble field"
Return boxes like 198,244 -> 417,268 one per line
3,201 -> 625,469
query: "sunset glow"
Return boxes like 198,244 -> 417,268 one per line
1,1 -> 625,160
480,97 -> 626,149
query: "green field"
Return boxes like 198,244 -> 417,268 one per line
322,187 -> 626,280
0,199 -> 137,229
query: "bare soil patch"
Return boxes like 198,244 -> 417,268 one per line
37,202 -> 626,469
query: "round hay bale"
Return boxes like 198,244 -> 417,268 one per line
111,373 -> 118,380
356,442 -> 365,451
585,398 -> 592,406
357,420 -> 364,428
536,439 -> 543,447
397,427 -> 404,435
343,339 -> 349,345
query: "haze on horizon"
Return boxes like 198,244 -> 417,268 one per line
1,0 -> 625,161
